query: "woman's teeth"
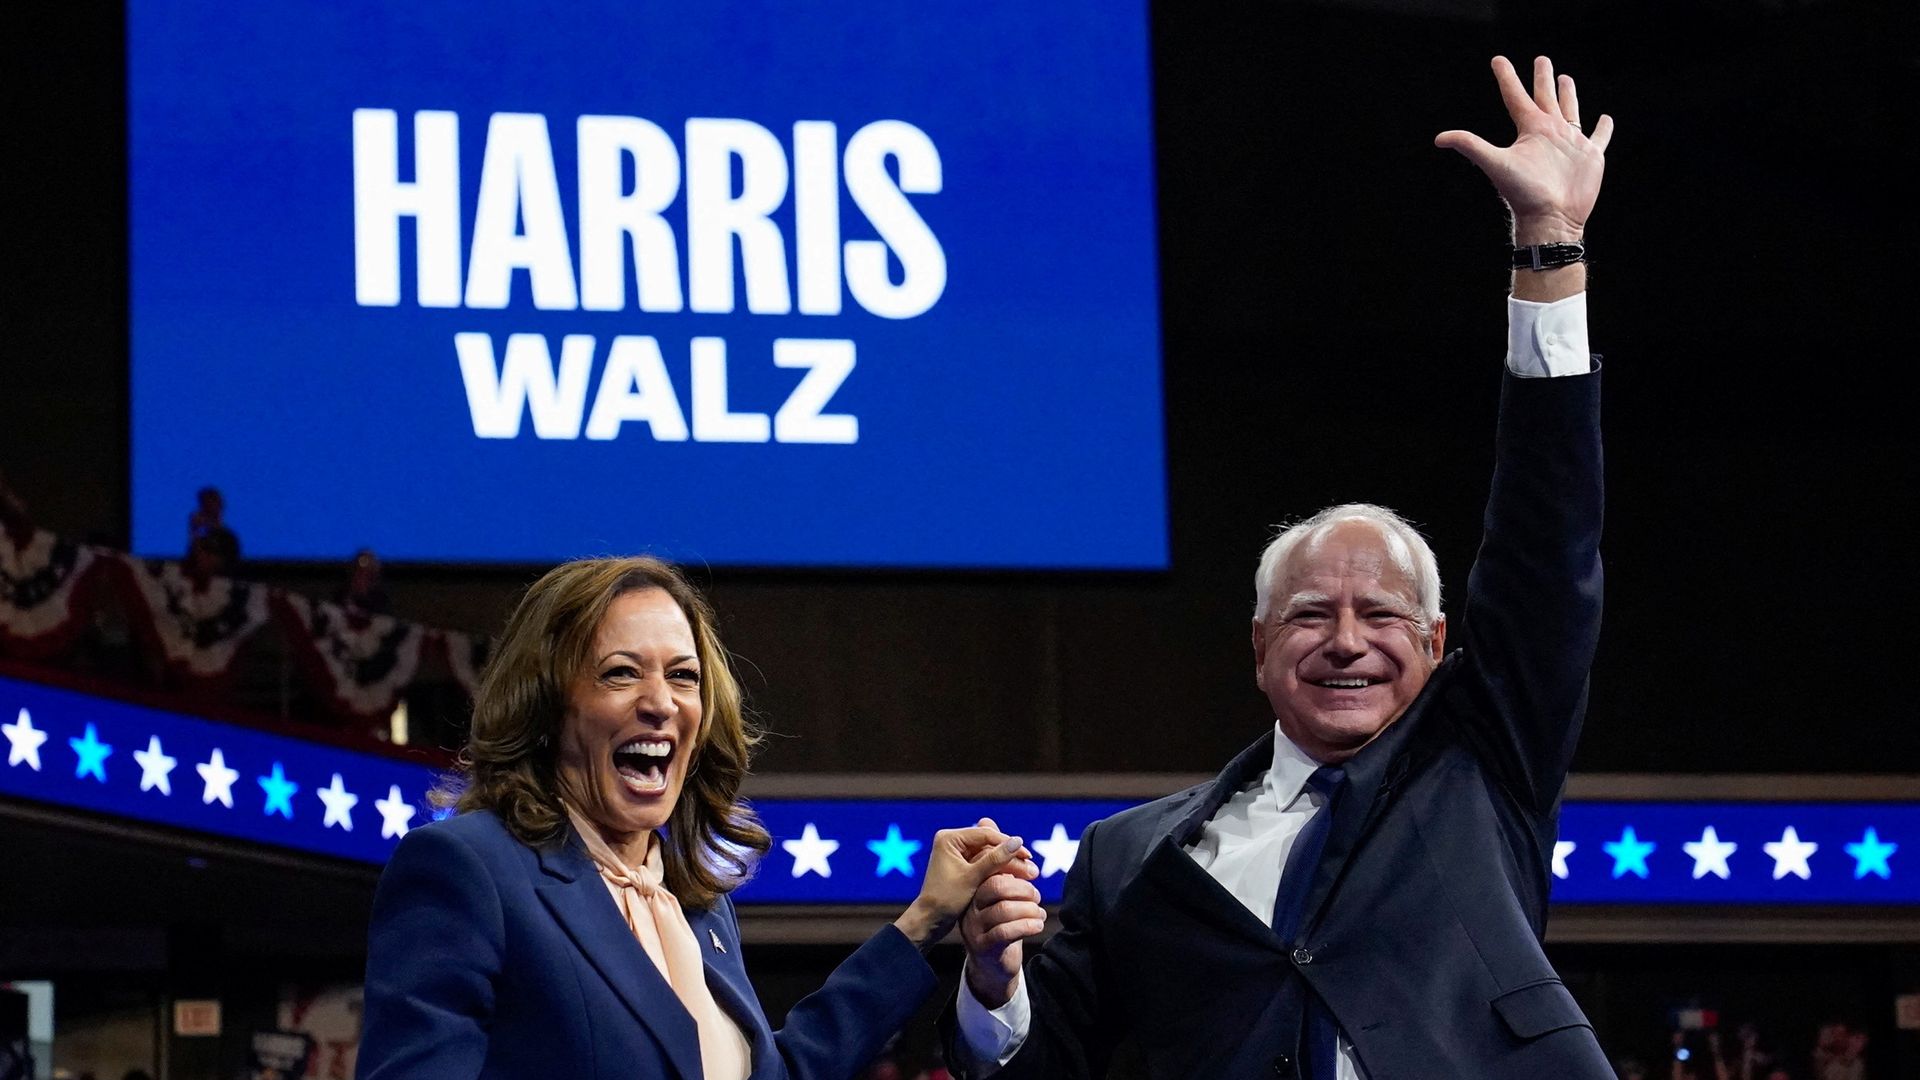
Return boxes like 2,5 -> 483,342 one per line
612,740 -> 672,791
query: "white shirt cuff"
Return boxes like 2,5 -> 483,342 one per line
1506,292 -> 1591,378
954,964 -> 1031,1073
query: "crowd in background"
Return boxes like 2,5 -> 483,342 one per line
1611,1016 -> 1873,1080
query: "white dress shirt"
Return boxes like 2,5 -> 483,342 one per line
954,293 -> 1592,1077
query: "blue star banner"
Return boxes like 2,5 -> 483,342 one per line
1549,802 -> 1912,904
2,675 -> 442,864
4,675 -> 1916,906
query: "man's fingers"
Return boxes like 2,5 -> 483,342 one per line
1434,129 -> 1501,173
1490,55 -> 1535,125
1558,74 -> 1581,128
1531,56 -> 1558,116
971,916 -> 1047,949
972,874 -> 1042,909
976,899 -> 1047,929
966,896 -> 1049,948
1590,114 -> 1615,153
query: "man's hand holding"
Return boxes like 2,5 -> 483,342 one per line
958,816 -> 1047,1009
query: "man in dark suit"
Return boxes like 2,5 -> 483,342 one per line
943,55 -> 1617,1079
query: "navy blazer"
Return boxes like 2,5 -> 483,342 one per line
944,371 -> 1614,1080
358,810 -> 937,1080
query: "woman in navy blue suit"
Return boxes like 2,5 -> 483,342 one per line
357,557 -> 1033,1080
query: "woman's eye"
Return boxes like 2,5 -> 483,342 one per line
670,668 -> 702,685
601,666 -> 638,680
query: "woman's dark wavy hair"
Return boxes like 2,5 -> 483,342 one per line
433,556 -> 770,908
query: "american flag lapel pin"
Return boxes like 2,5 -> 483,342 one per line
710,928 -> 726,953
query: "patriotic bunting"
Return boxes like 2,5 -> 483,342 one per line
275,594 -> 425,720
0,528 -> 104,659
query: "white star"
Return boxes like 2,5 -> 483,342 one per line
3,708 -> 48,770
316,773 -> 359,831
196,748 -> 240,808
782,823 -> 840,878
375,785 -> 417,839
1683,826 -> 1738,880
1764,826 -> 1818,880
1033,823 -> 1081,879
132,735 -> 177,796
1552,840 -> 1576,880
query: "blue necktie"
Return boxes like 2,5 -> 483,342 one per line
1272,765 -> 1346,1080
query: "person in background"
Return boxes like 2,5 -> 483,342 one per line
186,486 -> 240,575
358,555 -> 1035,1080
335,548 -> 392,616
1811,1020 -> 1866,1080
1733,1022 -> 1777,1080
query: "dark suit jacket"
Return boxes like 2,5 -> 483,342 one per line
944,371 -> 1613,1080
358,810 -> 936,1080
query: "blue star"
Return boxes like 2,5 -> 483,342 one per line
69,723 -> 113,782
257,762 -> 299,819
1844,828 -> 1897,880
867,825 -> 922,877
1603,826 -> 1656,879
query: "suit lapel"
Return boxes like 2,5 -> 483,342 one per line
1128,729 -> 1288,954
534,834 -> 705,1080
1170,730 -> 1276,847
1134,832 -> 1289,954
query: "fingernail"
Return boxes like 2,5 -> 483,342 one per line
1005,836 -> 1024,851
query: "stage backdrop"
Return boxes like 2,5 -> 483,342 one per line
127,0 -> 1164,569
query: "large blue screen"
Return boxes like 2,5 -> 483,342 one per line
128,2 -> 1165,569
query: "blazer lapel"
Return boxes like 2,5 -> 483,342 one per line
534,835 -> 705,1080
1126,729 -> 1288,954
1169,729 -> 1277,847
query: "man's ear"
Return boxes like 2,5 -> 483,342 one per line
1427,615 -> 1448,662
1251,617 -> 1268,689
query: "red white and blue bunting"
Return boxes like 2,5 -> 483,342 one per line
0,528 -> 104,659
275,594 -> 424,721
112,555 -> 274,684
3,531 -> 488,712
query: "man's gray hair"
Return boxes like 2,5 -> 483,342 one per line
1253,503 -> 1443,635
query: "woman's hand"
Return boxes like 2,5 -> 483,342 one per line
892,819 -> 1035,949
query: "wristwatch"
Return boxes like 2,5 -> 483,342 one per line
1511,241 -> 1586,271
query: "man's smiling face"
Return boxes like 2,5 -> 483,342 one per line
1253,519 -> 1445,764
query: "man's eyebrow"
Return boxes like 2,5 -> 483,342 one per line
1281,591 -> 1332,612
1356,593 -> 1418,614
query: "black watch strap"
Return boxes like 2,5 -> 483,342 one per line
1511,240 -> 1586,271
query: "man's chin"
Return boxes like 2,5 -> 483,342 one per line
1293,714 -> 1395,759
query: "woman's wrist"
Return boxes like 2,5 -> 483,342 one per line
892,898 -> 953,951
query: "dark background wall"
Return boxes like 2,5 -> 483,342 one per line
4,0 -> 1910,775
